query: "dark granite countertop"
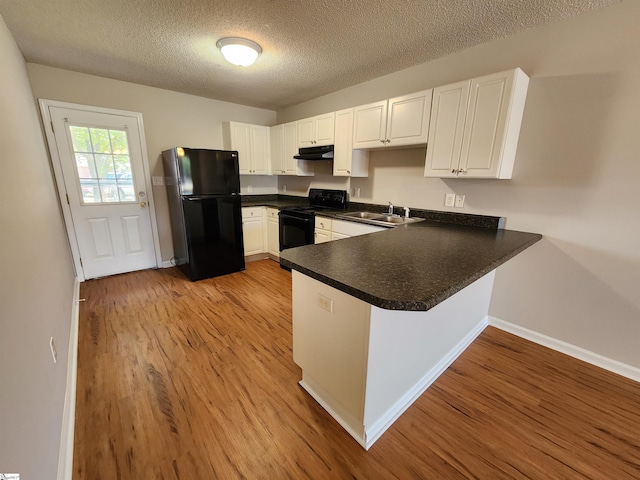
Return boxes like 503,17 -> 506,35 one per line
280,222 -> 541,311
241,194 -> 309,209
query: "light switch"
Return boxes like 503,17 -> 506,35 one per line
152,176 -> 164,186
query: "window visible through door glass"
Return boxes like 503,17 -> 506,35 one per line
70,126 -> 136,204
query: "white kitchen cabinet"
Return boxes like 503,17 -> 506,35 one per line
424,68 -> 529,179
298,112 -> 335,148
241,207 -> 264,256
266,208 -> 280,257
271,122 -> 314,176
314,216 -> 332,244
315,217 -> 385,243
333,108 -> 369,177
332,219 -> 385,237
353,90 -> 432,149
223,121 -> 270,175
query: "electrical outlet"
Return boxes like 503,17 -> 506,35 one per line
283,185 -> 287,193
317,293 -> 333,313
355,187 -> 361,198
445,193 -> 455,207
455,194 -> 466,208
152,176 -> 164,186
247,185 -> 253,193
50,337 -> 57,364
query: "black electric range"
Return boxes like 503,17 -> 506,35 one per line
278,189 -> 347,251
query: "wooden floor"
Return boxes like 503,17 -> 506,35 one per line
74,260 -> 640,479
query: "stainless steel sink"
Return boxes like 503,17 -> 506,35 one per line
339,211 -> 383,219
337,211 -> 425,227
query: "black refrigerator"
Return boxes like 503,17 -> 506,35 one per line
162,148 -> 245,281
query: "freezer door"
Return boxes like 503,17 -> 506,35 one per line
177,148 -> 241,195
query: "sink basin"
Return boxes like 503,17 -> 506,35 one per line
337,211 -> 425,227
339,211 -> 383,219
372,215 -> 406,224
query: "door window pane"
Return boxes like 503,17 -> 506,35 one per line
69,125 -> 137,204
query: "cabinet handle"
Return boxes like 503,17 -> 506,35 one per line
380,139 -> 385,143
451,169 -> 457,173
459,169 -> 466,174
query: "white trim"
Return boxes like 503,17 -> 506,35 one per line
363,317 -> 487,449
38,99 -> 163,279
299,375 -> 367,449
161,260 -> 174,269
57,278 -> 81,480
488,316 -> 640,382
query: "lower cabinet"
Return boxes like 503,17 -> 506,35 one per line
241,207 -> 264,256
315,216 -> 385,243
266,208 -> 280,257
242,206 -> 280,258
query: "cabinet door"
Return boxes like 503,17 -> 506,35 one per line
386,89 -> 432,147
331,232 -> 350,241
424,80 -> 471,178
334,108 -> 354,176
298,117 -> 315,148
458,69 -> 528,179
314,228 -> 331,244
250,125 -> 270,175
229,122 -> 252,174
314,112 -> 335,146
267,218 -> 280,256
242,215 -> 264,256
353,100 -> 387,149
270,124 -> 286,175
283,122 -> 299,174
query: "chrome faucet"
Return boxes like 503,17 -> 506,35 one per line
388,201 -> 394,215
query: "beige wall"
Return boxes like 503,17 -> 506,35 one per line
27,64 -> 278,261
277,2 -> 640,368
0,15 -> 77,478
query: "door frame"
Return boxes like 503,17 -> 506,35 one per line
39,99 -> 163,281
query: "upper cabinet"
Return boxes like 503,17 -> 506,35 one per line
353,90 -> 433,149
424,68 -> 529,179
271,122 -> 314,176
333,108 -> 369,177
298,112 -> 335,148
223,121 -> 270,175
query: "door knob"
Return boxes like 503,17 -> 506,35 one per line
140,201 -> 147,207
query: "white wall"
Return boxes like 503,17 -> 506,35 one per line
26,64 -> 278,261
276,2 -> 640,368
0,15 -> 77,479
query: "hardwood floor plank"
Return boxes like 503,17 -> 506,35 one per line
73,260 -> 640,479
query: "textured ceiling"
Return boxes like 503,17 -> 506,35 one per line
0,0 -> 620,110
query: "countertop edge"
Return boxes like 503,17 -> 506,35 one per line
280,233 -> 542,311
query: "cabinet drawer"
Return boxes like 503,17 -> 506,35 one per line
242,206 -> 264,219
266,208 -> 279,219
332,219 -> 385,236
315,216 -> 332,231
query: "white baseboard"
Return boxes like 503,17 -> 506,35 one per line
57,278 -> 81,480
363,317 -> 488,449
488,316 -> 640,382
161,260 -> 173,268
299,375 -> 367,449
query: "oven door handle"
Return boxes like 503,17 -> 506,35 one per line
279,214 -> 313,223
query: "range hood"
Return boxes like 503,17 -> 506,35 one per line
294,145 -> 334,160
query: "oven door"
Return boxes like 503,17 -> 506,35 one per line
279,212 -> 314,251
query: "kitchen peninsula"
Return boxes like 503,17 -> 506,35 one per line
280,219 -> 541,449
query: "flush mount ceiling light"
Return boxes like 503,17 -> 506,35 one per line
216,37 -> 262,67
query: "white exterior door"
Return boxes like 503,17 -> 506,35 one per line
42,101 -> 159,280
